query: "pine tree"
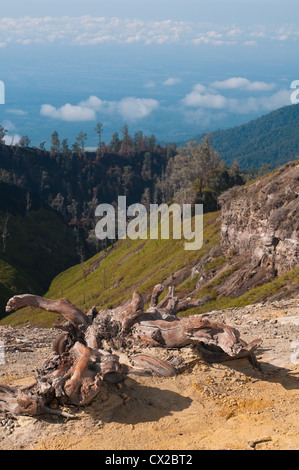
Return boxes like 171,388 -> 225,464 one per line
95,122 -> 103,155
19,135 -> 31,147
75,131 -> 87,154
110,132 -> 121,153
62,138 -> 72,158
50,131 -> 61,156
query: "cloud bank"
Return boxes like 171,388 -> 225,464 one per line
4,134 -> 21,145
39,76 -> 291,128
40,96 -> 159,122
163,78 -> 181,86
211,77 -> 275,91
181,79 -> 291,123
40,103 -> 96,121
0,16 -> 298,47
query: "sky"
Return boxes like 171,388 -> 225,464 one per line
0,1 -> 298,148
1,0 -> 298,24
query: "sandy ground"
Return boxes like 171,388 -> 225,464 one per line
0,299 -> 298,451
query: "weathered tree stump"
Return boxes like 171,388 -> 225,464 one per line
0,285 -> 262,417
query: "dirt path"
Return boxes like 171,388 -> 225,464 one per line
0,299 -> 298,450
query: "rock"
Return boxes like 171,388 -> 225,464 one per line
277,316 -> 299,326
219,161 -> 299,277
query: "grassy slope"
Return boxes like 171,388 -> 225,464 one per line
2,208 -> 298,328
0,204 -> 78,319
1,211 -> 220,327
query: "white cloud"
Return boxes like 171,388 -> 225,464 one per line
181,80 -> 291,120
117,97 -> 159,120
257,89 -> 291,111
192,83 -> 207,93
41,96 -> 159,123
243,40 -> 257,46
192,36 -> 211,45
182,84 -> 227,109
4,134 -> 21,145
0,16 -> 297,47
223,89 -> 291,114
207,30 -> 223,39
80,95 -> 159,120
0,120 -> 20,145
163,77 -> 181,86
183,91 -> 227,109
226,28 -> 242,37
79,95 -> 108,111
250,31 -> 266,38
211,77 -> 275,91
40,103 -> 96,121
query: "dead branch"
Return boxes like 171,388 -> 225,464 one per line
1,285 -> 262,417
6,294 -> 89,329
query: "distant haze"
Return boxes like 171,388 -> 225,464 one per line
0,1 -> 298,147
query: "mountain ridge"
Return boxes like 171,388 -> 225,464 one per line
188,103 -> 299,168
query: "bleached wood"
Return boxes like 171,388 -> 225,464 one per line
1,285 -> 262,417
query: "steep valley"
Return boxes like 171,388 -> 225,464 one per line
0,156 -> 298,452
1,160 -> 298,328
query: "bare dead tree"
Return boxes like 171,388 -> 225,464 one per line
1,215 -> 9,254
0,285 -> 262,418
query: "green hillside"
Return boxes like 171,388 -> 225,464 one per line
0,183 -> 79,317
2,208 -> 298,328
0,211 -> 221,326
191,104 -> 299,169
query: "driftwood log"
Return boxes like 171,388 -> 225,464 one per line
0,285 -> 262,418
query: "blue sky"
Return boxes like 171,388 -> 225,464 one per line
2,0 -> 298,24
0,1 -> 298,148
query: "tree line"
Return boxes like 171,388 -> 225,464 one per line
0,123 -> 268,258
0,122 -> 169,158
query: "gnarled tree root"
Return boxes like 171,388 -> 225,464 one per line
1,285 -> 262,417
